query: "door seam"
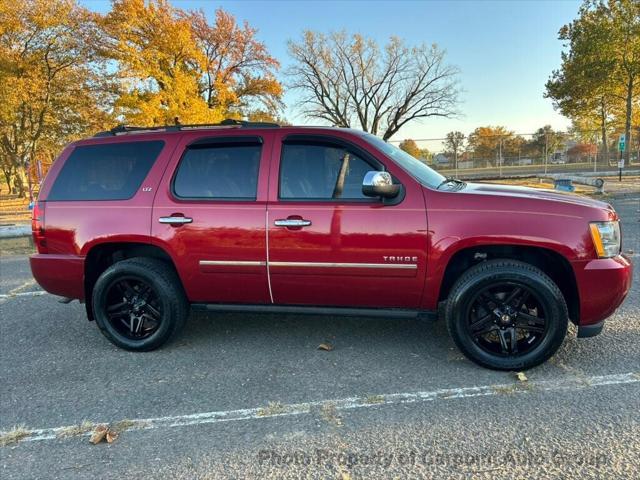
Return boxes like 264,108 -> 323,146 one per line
265,209 -> 274,303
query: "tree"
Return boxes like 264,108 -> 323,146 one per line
467,126 -> 513,161
287,31 -> 460,140
399,139 -> 422,158
188,8 -> 282,119
567,142 -> 598,161
100,0 -> 217,126
0,0 -> 113,198
545,49 -> 616,160
529,125 -> 566,161
546,0 -> 640,163
443,131 -> 465,161
99,0 -> 282,126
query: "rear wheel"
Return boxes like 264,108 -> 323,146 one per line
92,258 -> 188,351
445,260 -> 568,370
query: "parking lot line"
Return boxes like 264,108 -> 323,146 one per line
3,371 -> 638,446
0,290 -> 47,301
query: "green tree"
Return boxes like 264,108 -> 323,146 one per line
528,125 -> 566,161
443,131 -> 465,161
546,0 -> 640,163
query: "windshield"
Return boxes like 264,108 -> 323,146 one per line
360,133 -> 446,189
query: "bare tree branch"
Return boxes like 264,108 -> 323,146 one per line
287,32 -> 460,140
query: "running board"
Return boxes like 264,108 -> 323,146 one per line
191,303 -> 437,320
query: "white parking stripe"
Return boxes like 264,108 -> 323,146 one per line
3,371 -> 638,445
0,290 -> 47,300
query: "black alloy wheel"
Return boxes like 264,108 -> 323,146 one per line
92,258 -> 189,351
445,260 -> 568,370
465,282 -> 548,357
103,276 -> 163,340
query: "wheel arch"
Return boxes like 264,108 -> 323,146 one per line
83,241 -> 179,320
437,244 -> 580,324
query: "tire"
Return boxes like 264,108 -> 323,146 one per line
92,257 -> 189,351
444,259 -> 568,370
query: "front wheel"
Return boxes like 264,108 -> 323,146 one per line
92,258 -> 189,351
445,260 -> 568,370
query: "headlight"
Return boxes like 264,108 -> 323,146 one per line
589,221 -> 621,258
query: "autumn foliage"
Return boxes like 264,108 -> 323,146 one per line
0,0 -> 282,197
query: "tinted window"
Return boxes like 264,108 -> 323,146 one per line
173,144 -> 261,199
279,143 -> 375,200
48,141 -> 164,201
360,133 -> 445,189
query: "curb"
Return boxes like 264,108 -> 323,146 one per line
0,225 -> 31,239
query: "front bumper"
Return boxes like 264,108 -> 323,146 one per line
30,254 -> 85,300
573,254 -> 633,330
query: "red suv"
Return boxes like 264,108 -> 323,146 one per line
30,120 -> 632,370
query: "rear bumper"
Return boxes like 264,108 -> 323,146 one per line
29,254 -> 85,300
573,254 -> 633,328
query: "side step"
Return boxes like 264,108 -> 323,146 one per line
191,303 -> 437,320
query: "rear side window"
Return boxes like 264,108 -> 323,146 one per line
48,141 -> 164,201
173,143 -> 261,200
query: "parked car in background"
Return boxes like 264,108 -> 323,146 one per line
549,152 -> 567,164
514,158 -> 533,166
30,121 -> 632,370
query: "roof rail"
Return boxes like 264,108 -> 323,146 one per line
93,119 -> 280,137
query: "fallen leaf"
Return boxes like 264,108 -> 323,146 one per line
89,425 -> 108,445
515,372 -> 528,382
106,430 -> 119,443
318,343 -> 333,351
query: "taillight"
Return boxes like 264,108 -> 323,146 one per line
32,201 -> 48,253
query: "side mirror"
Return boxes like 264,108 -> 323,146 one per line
362,171 -> 401,199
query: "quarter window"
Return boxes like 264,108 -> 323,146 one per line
279,143 -> 376,200
48,141 -> 164,201
173,143 -> 261,199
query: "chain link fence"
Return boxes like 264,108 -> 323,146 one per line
390,131 -> 640,179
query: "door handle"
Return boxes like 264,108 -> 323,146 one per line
159,216 -> 193,225
274,218 -> 312,227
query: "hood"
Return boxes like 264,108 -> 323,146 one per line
460,182 -> 613,211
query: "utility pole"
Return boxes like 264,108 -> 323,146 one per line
454,149 -> 458,179
544,132 -> 548,175
498,139 -> 503,177
593,133 -> 598,173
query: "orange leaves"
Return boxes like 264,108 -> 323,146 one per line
189,8 -> 282,116
0,0 -> 283,197
102,1 -> 282,126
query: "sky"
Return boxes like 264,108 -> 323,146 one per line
80,0 -> 582,142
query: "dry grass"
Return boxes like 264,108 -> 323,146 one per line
0,185 -> 31,224
0,237 -> 35,256
56,420 -> 94,439
0,425 -> 31,446
257,402 -> 288,417
364,395 -> 385,404
111,419 -> 148,432
492,382 -> 533,396
320,402 -> 343,426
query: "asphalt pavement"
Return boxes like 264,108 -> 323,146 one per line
0,194 -> 638,479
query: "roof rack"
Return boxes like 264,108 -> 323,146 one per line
93,118 -> 280,137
